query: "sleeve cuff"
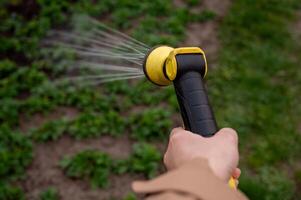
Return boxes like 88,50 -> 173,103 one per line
132,158 -> 248,200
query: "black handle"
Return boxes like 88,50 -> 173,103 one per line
173,57 -> 218,137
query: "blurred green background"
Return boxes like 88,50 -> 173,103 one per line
1,0 -> 301,199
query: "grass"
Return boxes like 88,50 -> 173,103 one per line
209,0 -> 301,199
1,0 -> 301,199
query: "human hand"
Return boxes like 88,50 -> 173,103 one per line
163,127 -> 240,182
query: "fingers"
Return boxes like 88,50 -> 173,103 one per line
165,127 -> 194,170
231,168 -> 241,188
164,128 -> 182,170
232,168 -> 241,179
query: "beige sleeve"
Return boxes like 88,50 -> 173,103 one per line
132,159 -> 248,200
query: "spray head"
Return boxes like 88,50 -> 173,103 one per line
143,46 -> 208,86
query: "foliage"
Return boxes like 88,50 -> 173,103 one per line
184,0 -> 201,7
1,0 -> 301,198
239,167 -> 295,200
130,108 -> 172,141
0,98 -> 20,128
211,0 -> 301,198
194,10 -> 216,22
31,119 -> 68,142
0,60 -> 17,79
0,126 -> 32,182
39,187 -> 59,200
0,126 -> 31,199
0,67 -> 47,98
61,143 -> 161,188
0,184 -> 25,200
60,150 -> 112,188
122,193 -> 137,200
128,143 -> 162,178
68,111 -> 126,139
30,110 -> 127,141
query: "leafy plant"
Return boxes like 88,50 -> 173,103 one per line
61,143 -> 161,188
122,192 -> 137,200
193,10 -> 216,22
185,0 -> 201,7
60,150 -> 112,188
128,143 -> 161,178
31,119 -> 68,142
39,187 -> 59,200
67,111 -> 126,139
0,98 -> 20,127
0,126 -> 32,182
130,108 -> 172,141
239,167 -> 295,200
0,183 -> 25,200
0,60 -> 17,79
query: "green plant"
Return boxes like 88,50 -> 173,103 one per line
0,126 -> 32,182
130,108 -> 172,141
194,10 -> 216,22
239,167 -> 295,200
0,60 -> 17,79
67,111 -> 126,139
185,0 -> 201,7
128,143 -> 161,178
61,143 -> 161,189
39,187 -> 59,200
31,119 -> 68,142
0,98 -> 20,127
60,150 -> 112,188
0,183 -> 25,200
122,192 -> 137,200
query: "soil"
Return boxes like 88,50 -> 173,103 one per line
19,107 -> 79,133
21,135 -> 140,200
292,10 -> 301,39
20,1 -> 232,199
183,0 -> 232,63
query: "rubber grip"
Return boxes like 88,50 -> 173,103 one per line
173,71 -> 218,137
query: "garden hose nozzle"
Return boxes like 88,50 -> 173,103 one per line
143,46 -> 216,136
143,46 -> 236,189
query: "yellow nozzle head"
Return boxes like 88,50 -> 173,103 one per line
143,46 -> 174,86
143,46 -> 207,86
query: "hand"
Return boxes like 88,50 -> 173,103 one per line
164,127 -> 240,182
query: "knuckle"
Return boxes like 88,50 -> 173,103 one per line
163,153 -> 168,166
170,128 -> 179,135
221,128 -> 238,144
170,127 -> 182,137
170,131 -> 185,145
